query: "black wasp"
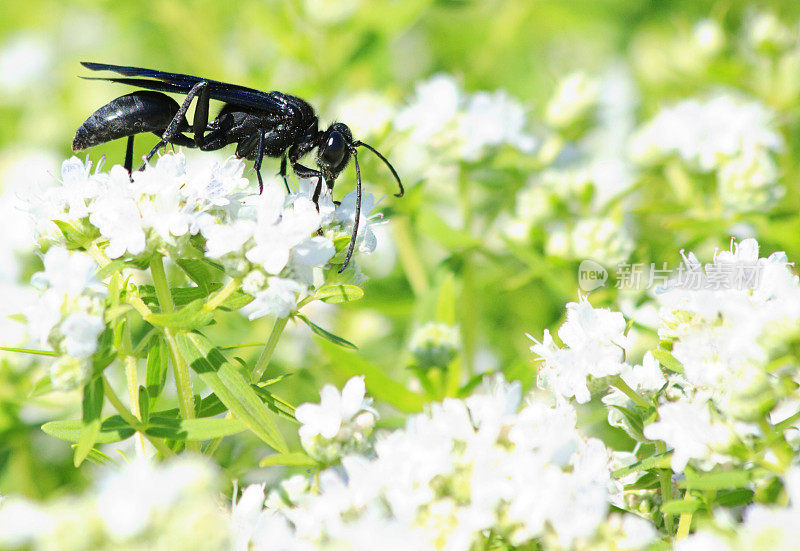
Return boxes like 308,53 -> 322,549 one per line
72,62 -> 403,272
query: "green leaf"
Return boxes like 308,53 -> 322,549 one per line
144,416 -> 247,440
176,332 -> 288,453
29,376 -> 54,397
624,472 -> 660,490
612,452 -> 672,479
104,304 -> 133,323
175,258 -> 225,293
319,340 -> 425,412
75,377 -> 105,467
146,337 -> 169,407
608,404 -> 645,440
42,416 -> 136,444
651,348 -> 684,373
311,284 -> 364,304
53,219 -> 97,249
146,298 -> 214,330
217,290 -> 254,312
71,446 -> 118,467
138,385 -> 150,424
682,468 -> 752,491
0,346 -> 57,357
661,498 -> 702,515
296,314 -> 357,349
260,451 -> 319,468
716,488 -> 755,507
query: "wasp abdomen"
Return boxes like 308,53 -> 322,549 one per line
72,91 -> 187,151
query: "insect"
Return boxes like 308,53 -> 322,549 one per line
72,62 -> 404,272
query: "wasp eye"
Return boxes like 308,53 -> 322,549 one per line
320,131 -> 346,168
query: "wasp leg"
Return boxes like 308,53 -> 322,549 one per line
140,81 -> 209,169
253,132 -> 266,194
279,153 -> 291,193
124,135 -> 134,175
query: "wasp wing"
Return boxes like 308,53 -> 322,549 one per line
80,62 -> 284,114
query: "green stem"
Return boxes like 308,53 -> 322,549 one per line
205,278 -> 241,311
655,440 -> 674,533
121,315 -> 146,458
150,255 -> 198,452
103,378 -> 173,457
676,511 -> 692,540
252,316 -> 288,382
392,216 -> 428,296
611,376 -> 651,409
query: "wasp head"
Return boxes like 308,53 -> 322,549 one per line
317,123 -> 353,185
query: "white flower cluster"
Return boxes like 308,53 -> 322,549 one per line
530,295 -> 632,404
0,456 -> 230,550
532,238 -> 800,474
392,74 -> 535,180
235,375 -> 632,550
26,247 -> 106,390
630,93 -> 784,211
295,376 -> 377,464
21,152 -> 381,319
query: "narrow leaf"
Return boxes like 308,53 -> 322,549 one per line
260,452 -> 318,468
145,416 -> 247,440
651,348 -> 684,374
176,258 -> 225,293
297,314 -> 357,349
146,337 -> 169,407
138,385 -> 150,424
176,332 -> 288,453
42,416 -> 136,443
145,298 -> 214,330
75,377 -> 104,467
0,346 -> 57,357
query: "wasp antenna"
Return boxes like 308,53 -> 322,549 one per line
353,140 -> 404,198
339,148 -> 362,274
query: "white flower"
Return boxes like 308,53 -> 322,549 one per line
203,218 -> 256,259
295,376 -> 376,463
530,296 -> 631,403
244,277 -> 306,320
643,398 -> 732,472
89,169 -> 147,258
334,191 -> 383,256
30,247 -> 104,299
246,188 -> 323,275
59,312 -> 104,358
